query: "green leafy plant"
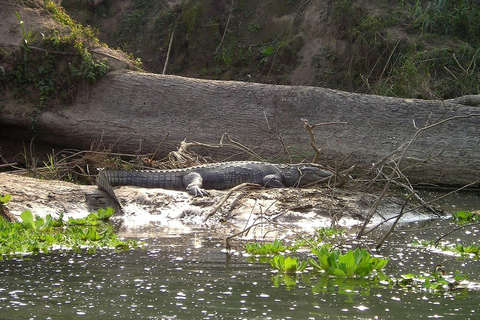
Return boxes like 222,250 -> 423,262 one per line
392,267 -> 469,293
15,11 -> 37,53
412,239 -> 480,259
452,210 -> 479,224
270,255 -> 308,274
245,239 -> 289,255
0,194 -> 11,205
260,46 -> 275,63
0,206 -> 139,259
308,246 -> 389,278
6,4 -> 111,131
293,227 -> 345,249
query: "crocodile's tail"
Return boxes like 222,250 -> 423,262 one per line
97,170 -> 123,213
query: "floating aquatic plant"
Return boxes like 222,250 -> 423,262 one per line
0,206 -> 139,259
452,210 -> 479,224
308,246 -> 389,278
392,266 -> 469,293
412,239 -> 480,259
270,255 -> 308,274
245,239 -> 289,255
293,227 -> 346,249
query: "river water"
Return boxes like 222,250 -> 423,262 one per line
1,193 -> 479,319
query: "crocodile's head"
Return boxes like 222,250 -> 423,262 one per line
284,164 -> 333,187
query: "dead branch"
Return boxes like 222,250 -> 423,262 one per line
163,22 -> 177,74
375,192 -> 414,249
301,118 -> 349,163
434,222 -> 480,246
214,0 -> 234,55
264,111 -> 291,162
357,113 -> 480,239
204,183 -> 262,221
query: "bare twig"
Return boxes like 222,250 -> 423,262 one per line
434,222 -> 480,246
264,111 -> 291,162
163,22 -> 177,74
203,183 -> 262,221
357,113 -> 480,239
301,118 -> 349,163
214,0 -> 234,55
375,192 -> 414,249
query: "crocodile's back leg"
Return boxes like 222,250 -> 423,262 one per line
183,172 -> 209,196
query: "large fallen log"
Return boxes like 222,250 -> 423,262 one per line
2,69 -> 480,186
1,1 -> 479,186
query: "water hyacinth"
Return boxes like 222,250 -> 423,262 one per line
308,246 -> 389,278
0,205 -> 140,259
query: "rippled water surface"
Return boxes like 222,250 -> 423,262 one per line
1,216 -> 480,319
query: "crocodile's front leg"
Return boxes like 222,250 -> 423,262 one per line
182,172 -> 210,196
262,174 -> 286,188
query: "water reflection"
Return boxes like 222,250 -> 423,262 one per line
0,219 -> 479,319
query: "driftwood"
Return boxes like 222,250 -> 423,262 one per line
2,69 -> 479,186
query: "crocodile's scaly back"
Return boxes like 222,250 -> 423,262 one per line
97,161 -> 334,212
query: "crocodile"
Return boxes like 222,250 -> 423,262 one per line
97,161 -> 333,210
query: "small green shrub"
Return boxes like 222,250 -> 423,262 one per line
0,194 -> 12,205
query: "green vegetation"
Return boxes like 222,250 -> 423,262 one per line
55,0 -> 480,98
391,267 -> 469,293
0,194 -> 11,205
412,239 -> 480,259
293,227 -> 345,248
245,239 -> 289,255
334,0 -> 480,99
1,1 -> 110,130
244,228 -> 389,279
270,255 -> 308,274
452,210 -> 479,224
308,246 -> 389,278
244,228 -> 474,295
0,196 -> 139,259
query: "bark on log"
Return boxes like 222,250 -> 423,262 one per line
1,69 -> 480,186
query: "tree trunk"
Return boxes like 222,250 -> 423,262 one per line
1,69 -> 479,186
